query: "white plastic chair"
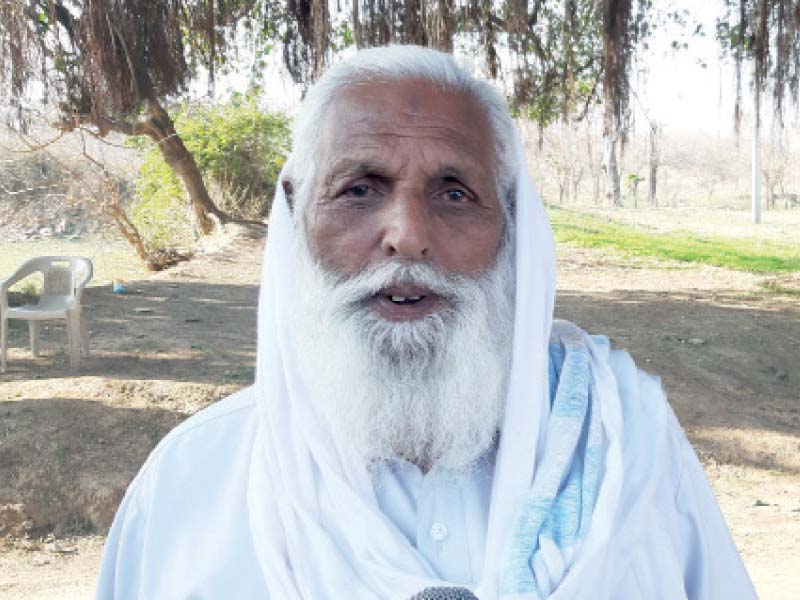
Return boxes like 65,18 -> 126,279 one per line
0,256 -> 93,372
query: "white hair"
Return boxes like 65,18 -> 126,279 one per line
286,45 -> 519,470
286,45 -> 519,228
292,226 -> 514,472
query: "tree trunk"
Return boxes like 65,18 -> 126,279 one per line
144,100 -> 227,234
587,127 -> 601,205
648,165 -> 657,207
87,98 -> 229,235
571,172 -> 581,203
606,135 -> 621,207
648,123 -> 659,206
103,186 -> 150,265
752,87 -> 762,224
593,174 -> 601,205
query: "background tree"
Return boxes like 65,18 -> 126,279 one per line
762,125 -> 792,209
0,0 -> 268,234
539,120 -> 587,204
647,121 -> 660,206
276,0 -> 656,207
131,95 -> 290,257
0,1 -> 665,228
717,0 -> 800,222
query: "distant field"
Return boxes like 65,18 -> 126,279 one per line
0,235 -> 148,290
568,206 -> 800,243
548,206 -> 800,274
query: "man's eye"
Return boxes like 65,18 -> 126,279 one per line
346,184 -> 371,198
443,188 -> 468,202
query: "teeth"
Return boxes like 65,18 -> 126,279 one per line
388,295 -> 424,303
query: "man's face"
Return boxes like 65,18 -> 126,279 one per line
292,78 -> 513,470
304,79 -> 504,322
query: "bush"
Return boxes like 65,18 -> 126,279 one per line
132,94 -> 291,250
131,151 -> 191,251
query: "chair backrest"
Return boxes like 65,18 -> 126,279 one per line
1,256 -> 93,311
43,264 -> 74,296
21,256 -> 92,300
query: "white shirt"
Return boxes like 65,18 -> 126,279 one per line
96,358 -> 755,599
372,448 -> 496,586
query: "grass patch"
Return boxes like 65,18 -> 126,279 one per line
548,207 -> 800,274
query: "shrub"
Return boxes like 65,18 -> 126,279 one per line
131,151 -> 191,251
131,94 -> 291,250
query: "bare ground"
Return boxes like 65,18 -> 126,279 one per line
1,227 -> 798,599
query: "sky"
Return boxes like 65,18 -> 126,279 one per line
642,0 -> 741,136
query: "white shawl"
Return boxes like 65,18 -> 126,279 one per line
246,138 -> 628,599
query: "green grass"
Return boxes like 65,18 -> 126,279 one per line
548,207 -> 800,274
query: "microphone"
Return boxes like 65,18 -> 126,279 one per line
409,587 -> 479,599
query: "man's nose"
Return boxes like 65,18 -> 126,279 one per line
380,192 -> 430,260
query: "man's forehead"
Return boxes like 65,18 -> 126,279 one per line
317,78 -> 495,169
329,77 -> 484,115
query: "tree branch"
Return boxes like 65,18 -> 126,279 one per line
0,129 -> 66,153
55,112 -> 159,140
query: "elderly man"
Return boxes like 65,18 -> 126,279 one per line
96,46 -> 755,599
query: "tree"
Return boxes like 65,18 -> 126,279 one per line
1,1 -> 663,232
0,1 -> 266,235
717,0 -> 800,222
132,96 -> 291,252
625,172 -> 644,207
647,121 -> 659,206
541,121 -> 587,204
762,126 -> 791,209
276,1 -> 656,193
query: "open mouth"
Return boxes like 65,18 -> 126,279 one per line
386,294 -> 425,305
370,285 -> 443,320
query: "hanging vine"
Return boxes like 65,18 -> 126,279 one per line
272,1 -> 652,130
719,1 -> 800,132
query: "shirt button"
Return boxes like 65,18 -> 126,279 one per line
429,522 -> 448,542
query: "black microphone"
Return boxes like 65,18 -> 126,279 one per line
409,587 -> 479,599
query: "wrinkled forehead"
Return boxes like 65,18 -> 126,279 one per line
316,78 -> 497,170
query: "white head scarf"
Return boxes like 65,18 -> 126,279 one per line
246,47 -> 625,599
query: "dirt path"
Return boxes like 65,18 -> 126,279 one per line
1,229 -> 798,599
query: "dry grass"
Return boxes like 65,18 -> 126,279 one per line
0,236 -> 149,289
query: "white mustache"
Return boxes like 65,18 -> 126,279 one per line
324,260 -> 481,312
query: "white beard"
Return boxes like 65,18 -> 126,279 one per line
291,235 -> 514,472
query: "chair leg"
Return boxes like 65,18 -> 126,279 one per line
80,313 -> 90,358
67,313 -> 80,371
1,317 -> 7,373
29,321 -> 40,357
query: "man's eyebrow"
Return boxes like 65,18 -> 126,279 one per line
322,159 -> 485,191
426,165 -> 487,192
325,159 -> 388,183
328,158 -> 381,179
436,165 -> 472,182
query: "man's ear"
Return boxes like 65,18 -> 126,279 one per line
281,178 -> 295,211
